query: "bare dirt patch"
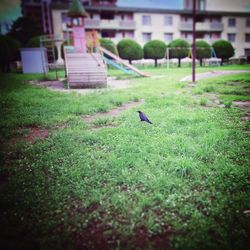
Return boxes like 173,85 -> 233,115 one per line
205,93 -> 224,108
233,101 -> 250,108
70,219 -> 172,250
241,112 -> 250,121
9,126 -> 49,144
83,99 -> 144,124
28,77 -> 133,94
29,80 -> 65,89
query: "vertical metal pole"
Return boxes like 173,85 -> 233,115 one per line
192,0 -> 196,82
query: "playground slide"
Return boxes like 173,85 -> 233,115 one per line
99,47 -> 150,77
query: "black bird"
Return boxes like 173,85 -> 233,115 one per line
137,111 -> 153,124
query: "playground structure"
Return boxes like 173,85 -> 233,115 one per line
63,0 -> 149,89
40,34 -> 63,79
165,47 -> 220,69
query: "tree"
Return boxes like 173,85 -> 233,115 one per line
7,17 -> 42,46
0,35 -> 11,72
26,36 -> 58,62
117,39 -> 143,64
5,36 -> 21,62
99,38 -> 118,56
195,40 -> 211,66
212,40 -> 234,66
143,40 -> 166,67
168,39 -> 190,67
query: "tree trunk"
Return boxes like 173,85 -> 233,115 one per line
154,59 -> 158,67
129,59 -> 132,65
178,58 -> 181,67
200,58 -> 202,67
220,58 -> 223,66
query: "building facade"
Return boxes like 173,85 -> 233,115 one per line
22,0 -> 250,59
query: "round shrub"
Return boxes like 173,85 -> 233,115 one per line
117,39 -> 143,64
143,40 -> 166,67
212,40 -> 234,65
99,38 -> 117,55
195,40 -> 211,66
26,36 -> 58,62
26,35 -> 41,48
168,39 -> 190,67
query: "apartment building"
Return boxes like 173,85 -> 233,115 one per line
21,0 -> 250,59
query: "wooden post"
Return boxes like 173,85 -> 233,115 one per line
192,0 -> 196,83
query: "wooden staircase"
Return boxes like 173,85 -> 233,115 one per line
64,52 -> 107,88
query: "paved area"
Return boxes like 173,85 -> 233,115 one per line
180,70 -> 250,82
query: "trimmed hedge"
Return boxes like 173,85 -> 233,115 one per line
168,39 -> 190,67
143,40 -> 166,67
212,40 -> 234,65
117,39 -> 143,64
99,38 -> 117,55
195,40 -> 211,66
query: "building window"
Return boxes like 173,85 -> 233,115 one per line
181,32 -> 192,41
199,0 -> 206,11
228,18 -> 236,27
245,48 -> 250,57
211,32 -> 221,39
246,34 -> 250,42
204,33 -> 211,40
164,16 -> 173,26
142,15 -> 151,25
125,31 -> 134,38
246,18 -> 250,27
164,33 -> 173,42
142,32 -> 151,42
227,33 -> 236,43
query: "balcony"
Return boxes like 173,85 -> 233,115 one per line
179,22 -> 223,32
179,22 -> 193,31
85,19 -> 136,30
209,22 -> 224,31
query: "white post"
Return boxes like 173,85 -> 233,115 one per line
55,34 -> 64,65
167,48 -> 170,70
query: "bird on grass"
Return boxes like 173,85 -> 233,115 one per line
137,111 -> 153,124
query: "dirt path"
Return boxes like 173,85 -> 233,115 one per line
180,70 -> 250,82
83,99 -> 144,123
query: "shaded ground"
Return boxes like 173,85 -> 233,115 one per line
2,69 -> 249,249
70,220 -> 172,250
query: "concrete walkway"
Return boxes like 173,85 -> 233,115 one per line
180,70 -> 250,82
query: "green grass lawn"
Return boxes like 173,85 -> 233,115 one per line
0,64 -> 250,249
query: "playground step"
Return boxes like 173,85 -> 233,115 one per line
65,51 -> 107,88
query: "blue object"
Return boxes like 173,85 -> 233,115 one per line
104,56 -> 137,75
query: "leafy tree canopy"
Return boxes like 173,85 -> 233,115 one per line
7,17 -> 42,46
117,39 -> 143,64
